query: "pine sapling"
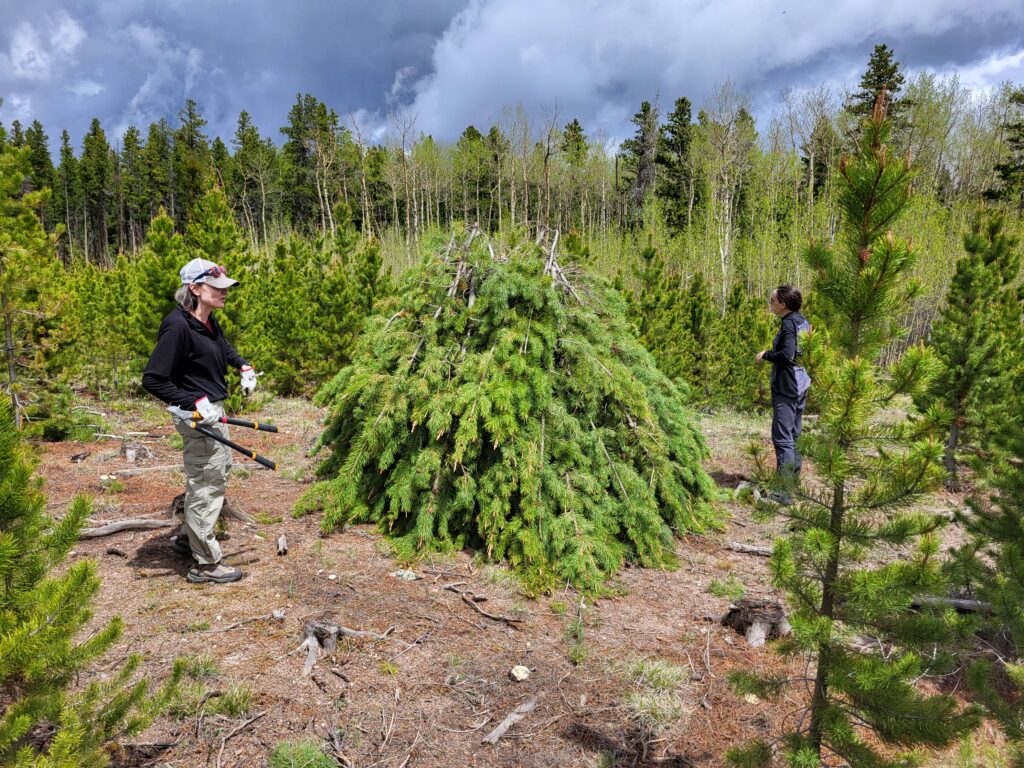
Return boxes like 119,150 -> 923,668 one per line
727,96 -> 978,768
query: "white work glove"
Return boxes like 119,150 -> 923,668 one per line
192,396 -> 219,426
167,405 -> 193,421
240,365 -> 258,397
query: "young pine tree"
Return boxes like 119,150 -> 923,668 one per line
914,214 -> 1020,489
622,245 -> 693,385
0,144 -> 62,427
959,350 -> 1024,766
708,283 -> 774,411
306,230 -> 716,593
727,98 -> 977,767
0,400 -> 181,764
127,209 -> 187,360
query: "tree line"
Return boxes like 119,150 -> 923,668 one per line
3,46 -> 1022,280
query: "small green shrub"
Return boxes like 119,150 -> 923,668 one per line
268,740 -> 336,768
549,600 -> 568,615
184,652 -> 218,680
627,659 -> 688,691
255,512 -> 283,525
206,682 -> 254,717
566,617 -> 587,666
708,574 -> 746,600
166,681 -> 208,720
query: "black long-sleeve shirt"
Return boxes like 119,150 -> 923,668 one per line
142,307 -> 247,409
763,311 -> 810,399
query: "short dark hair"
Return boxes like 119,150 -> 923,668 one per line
774,285 -> 802,312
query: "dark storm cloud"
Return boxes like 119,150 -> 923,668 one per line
406,0 -> 1024,141
0,0 -> 466,148
1,0 -> 1022,154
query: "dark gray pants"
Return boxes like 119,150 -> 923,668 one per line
772,394 -> 807,479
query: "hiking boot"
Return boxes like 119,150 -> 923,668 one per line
171,533 -> 192,557
186,562 -> 243,584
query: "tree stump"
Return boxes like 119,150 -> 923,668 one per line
721,599 -> 791,648
167,492 -> 254,523
120,443 -> 156,463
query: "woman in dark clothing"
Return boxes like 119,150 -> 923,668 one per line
142,258 -> 257,584
756,285 -> 811,503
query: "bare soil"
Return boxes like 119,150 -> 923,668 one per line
37,397 -> 973,768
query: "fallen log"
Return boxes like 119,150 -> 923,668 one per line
913,595 -> 992,613
725,541 -> 772,557
79,518 -> 175,539
482,698 -> 537,744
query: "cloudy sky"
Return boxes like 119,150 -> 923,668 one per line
1,0 -> 1022,152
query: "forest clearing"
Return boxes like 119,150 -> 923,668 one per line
37,395 -> 979,768
2,31 -> 1024,768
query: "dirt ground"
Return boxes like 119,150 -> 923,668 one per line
37,397 -> 976,768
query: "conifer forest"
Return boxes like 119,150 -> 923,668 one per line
3,41 -> 1024,767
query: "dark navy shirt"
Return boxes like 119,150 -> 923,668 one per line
763,311 -> 810,399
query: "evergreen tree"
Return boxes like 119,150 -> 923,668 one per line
8,121 -> 24,148
0,399 -> 181,765
279,93 -> 345,234
986,86 -> 1024,212
621,245 -> 692,385
79,119 -> 113,263
172,99 -> 211,227
23,121 -> 55,232
560,119 -> 588,167
680,273 -> 715,400
307,230 -> 717,592
727,98 -> 977,767
801,113 -> 840,203
915,214 -> 1020,489
957,351 -> 1024,766
844,44 -> 911,144
128,209 -> 187,361
229,202 -> 391,395
657,97 -> 696,229
708,283 -> 774,410
0,144 -> 62,427
141,120 -> 172,222
54,131 -> 81,263
185,186 -> 247,267
119,126 -> 147,252
620,100 -> 660,220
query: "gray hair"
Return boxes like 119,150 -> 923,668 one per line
175,284 -> 199,311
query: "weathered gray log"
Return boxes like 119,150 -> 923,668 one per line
725,541 -> 772,557
79,518 -> 175,539
482,699 -> 537,744
721,599 -> 791,648
913,595 -> 992,613
277,535 -> 288,556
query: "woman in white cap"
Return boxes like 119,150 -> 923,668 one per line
142,259 -> 258,583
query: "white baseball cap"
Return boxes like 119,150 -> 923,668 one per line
179,258 -> 239,288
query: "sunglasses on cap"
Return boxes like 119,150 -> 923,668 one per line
194,264 -> 228,282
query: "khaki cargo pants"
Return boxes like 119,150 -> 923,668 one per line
173,401 -> 231,565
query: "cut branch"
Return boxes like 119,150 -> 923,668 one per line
482,698 -> 538,744
79,518 -> 174,539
